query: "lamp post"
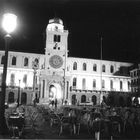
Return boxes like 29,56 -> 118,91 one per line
32,59 -> 39,100
17,79 -> 21,107
0,13 -> 17,134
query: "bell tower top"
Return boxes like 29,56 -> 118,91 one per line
47,18 -> 64,32
45,18 -> 68,75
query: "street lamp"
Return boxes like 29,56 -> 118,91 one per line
32,59 -> 39,98
17,80 -> 21,107
0,13 -> 17,134
2,13 -> 17,34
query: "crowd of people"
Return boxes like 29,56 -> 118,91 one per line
49,98 -> 58,109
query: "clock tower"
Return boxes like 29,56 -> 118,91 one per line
40,18 -> 69,104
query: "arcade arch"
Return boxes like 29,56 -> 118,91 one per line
21,92 -> 27,105
81,95 -> 86,103
92,95 -> 97,105
8,92 -> 15,103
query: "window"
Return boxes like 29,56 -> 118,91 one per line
93,79 -> 96,88
54,34 -> 61,42
10,73 -> 15,86
0,73 -> 2,84
8,92 -> 15,103
83,63 -> 87,71
23,74 -> 27,86
138,70 -> 140,77
102,80 -> 105,88
120,81 -> 123,90
128,81 -> 131,90
92,95 -> 97,105
93,64 -> 97,71
73,78 -> 77,89
82,78 -> 86,90
42,80 -> 45,98
110,65 -> 114,73
1,56 -> 5,64
81,95 -> 86,103
71,94 -> 77,105
110,80 -> 113,89
12,56 -> 16,66
24,57 -> 28,67
32,58 -> 39,69
130,72 -> 133,78
66,81 -> 69,99
73,62 -> 77,70
34,58 -> 39,64
102,65 -> 105,72
134,71 -> 136,77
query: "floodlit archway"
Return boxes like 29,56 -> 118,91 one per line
49,83 -> 62,100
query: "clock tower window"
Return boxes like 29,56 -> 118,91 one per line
54,34 -> 61,42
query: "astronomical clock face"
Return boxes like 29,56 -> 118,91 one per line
49,55 -> 63,69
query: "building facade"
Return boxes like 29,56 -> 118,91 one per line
39,18 -> 133,105
130,64 -> 140,95
0,51 -> 43,104
0,18 -> 133,105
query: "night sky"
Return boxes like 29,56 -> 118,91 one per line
0,0 -> 140,63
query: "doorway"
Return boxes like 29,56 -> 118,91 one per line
49,83 -> 62,100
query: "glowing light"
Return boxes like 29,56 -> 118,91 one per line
20,82 -> 25,89
2,13 -> 17,34
49,84 -> 62,100
56,89 -> 62,99
132,97 -> 140,104
51,87 -> 56,98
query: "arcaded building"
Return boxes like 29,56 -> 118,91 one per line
0,18 -> 133,105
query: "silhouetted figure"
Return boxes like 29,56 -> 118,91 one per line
101,96 -> 107,108
33,98 -> 37,107
64,100 -> 67,105
54,98 -> 57,109
51,100 -> 55,108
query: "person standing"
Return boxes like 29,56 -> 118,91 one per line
54,98 -> 57,109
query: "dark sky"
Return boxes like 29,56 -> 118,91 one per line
0,0 -> 140,63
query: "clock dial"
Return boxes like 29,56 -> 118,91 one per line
49,55 -> 63,69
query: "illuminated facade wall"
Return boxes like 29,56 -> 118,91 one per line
0,50 -> 132,104
130,64 -> 140,94
67,57 -> 132,92
0,51 -> 43,88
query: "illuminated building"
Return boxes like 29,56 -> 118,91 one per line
0,18 -> 133,105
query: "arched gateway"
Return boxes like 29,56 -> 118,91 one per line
49,83 -> 63,101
